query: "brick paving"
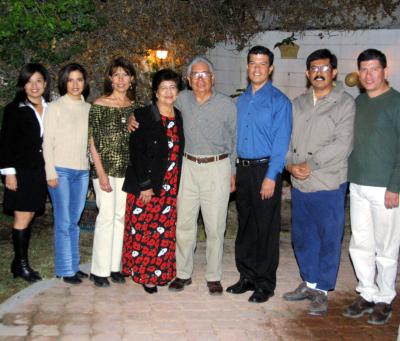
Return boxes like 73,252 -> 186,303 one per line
0,235 -> 399,341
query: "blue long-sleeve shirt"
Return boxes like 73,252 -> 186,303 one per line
237,81 -> 292,180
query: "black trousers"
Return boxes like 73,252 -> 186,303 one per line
235,163 -> 282,292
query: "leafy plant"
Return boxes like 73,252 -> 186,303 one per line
274,33 -> 297,49
0,0 -> 99,66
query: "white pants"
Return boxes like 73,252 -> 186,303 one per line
349,183 -> 400,304
176,157 -> 231,281
91,177 -> 126,277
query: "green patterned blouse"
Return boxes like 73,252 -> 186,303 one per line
88,104 -> 134,178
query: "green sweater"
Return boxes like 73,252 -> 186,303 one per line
348,88 -> 400,193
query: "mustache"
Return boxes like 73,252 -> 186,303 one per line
313,76 -> 325,81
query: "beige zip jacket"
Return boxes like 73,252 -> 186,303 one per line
286,82 -> 355,192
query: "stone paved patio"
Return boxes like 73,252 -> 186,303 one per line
0,235 -> 399,341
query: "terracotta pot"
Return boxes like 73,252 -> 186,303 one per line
278,43 -> 299,59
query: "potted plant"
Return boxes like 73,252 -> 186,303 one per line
274,33 -> 299,59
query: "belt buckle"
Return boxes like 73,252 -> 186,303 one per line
243,160 -> 250,167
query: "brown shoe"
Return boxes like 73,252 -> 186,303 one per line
283,282 -> 317,301
207,281 -> 223,295
367,302 -> 392,325
308,291 -> 328,316
342,296 -> 374,318
168,277 -> 192,292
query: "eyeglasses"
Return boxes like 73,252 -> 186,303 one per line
309,65 -> 332,73
190,71 -> 212,79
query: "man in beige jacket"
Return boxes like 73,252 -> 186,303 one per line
283,49 -> 355,315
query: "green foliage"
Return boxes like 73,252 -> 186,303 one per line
273,33 -> 297,49
0,0 -> 98,66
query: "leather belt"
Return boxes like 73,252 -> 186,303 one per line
236,157 -> 270,167
184,153 -> 229,164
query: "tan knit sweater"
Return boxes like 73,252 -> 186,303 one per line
43,94 -> 91,180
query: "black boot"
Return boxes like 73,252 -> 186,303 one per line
11,228 -> 42,282
24,226 -> 41,279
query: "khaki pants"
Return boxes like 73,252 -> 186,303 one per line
176,156 -> 231,281
91,177 -> 126,277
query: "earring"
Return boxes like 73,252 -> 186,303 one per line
129,83 -> 133,90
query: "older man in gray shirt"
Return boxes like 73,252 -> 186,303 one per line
168,56 -> 236,295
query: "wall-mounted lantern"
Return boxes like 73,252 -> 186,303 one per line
156,49 -> 168,60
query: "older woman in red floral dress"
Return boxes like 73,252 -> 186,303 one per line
122,69 -> 184,293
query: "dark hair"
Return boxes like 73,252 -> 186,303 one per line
58,63 -> 90,100
247,45 -> 274,66
152,69 -> 181,103
306,49 -> 337,70
13,63 -> 51,104
357,49 -> 387,69
104,57 -> 136,101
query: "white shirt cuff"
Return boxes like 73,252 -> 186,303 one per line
1,168 -> 16,175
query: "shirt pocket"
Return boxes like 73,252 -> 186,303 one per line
308,112 -> 336,152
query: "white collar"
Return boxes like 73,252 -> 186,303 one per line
19,97 -> 48,137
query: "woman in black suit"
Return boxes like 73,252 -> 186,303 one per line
122,69 -> 184,293
0,63 -> 51,282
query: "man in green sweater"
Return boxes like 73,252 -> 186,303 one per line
343,49 -> 400,325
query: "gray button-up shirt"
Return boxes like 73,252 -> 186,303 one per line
176,89 -> 237,173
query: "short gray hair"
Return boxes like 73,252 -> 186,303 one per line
186,56 -> 215,77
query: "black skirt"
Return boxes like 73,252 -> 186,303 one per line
3,168 -> 47,212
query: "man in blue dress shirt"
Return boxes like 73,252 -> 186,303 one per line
226,46 -> 292,303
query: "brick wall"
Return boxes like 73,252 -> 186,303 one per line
207,29 -> 400,99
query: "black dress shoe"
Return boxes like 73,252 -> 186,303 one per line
168,277 -> 192,292
90,274 -> 110,288
143,284 -> 158,294
226,279 -> 255,294
63,275 -> 82,285
110,271 -> 126,283
76,270 -> 89,279
248,288 -> 274,303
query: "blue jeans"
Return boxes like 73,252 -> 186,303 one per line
291,183 -> 347,291
48,167 -> 89,277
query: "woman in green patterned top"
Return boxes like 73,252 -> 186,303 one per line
88,57 -> 136,288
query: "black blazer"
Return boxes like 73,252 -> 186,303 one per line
0,102 -> 45,170
123,104 -> 185,196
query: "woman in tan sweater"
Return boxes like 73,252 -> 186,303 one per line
43,63 -> 91,285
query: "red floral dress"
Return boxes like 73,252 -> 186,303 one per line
122,115 -> 180,285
